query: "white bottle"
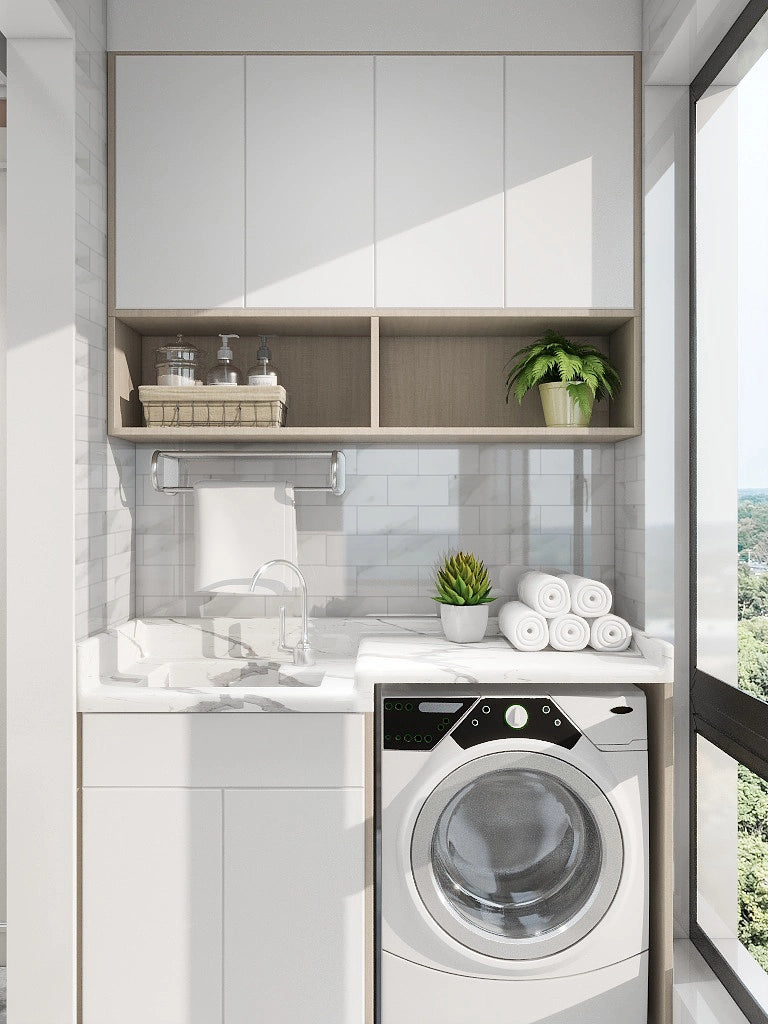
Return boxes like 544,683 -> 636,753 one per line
206,334 -> 243,386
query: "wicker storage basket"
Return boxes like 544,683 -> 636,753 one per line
139,385 -> 287,428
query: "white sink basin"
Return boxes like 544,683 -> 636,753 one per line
117,658 -> 326,690
277,665 -> 325,688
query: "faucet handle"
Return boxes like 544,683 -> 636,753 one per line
278,605 -> 290,653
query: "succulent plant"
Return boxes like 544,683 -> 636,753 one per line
433,552 -> 495,606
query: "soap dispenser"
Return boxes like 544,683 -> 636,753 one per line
206,334 -> 243,386
247,336 -> 279,386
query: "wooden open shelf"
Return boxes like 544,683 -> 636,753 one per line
109,308 -> 641,443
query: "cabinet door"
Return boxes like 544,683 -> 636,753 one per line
82,788 -> 223,1024
505,55 -> 635,309
246,56 -> 374,307
224,788 -> 365,1024
375,56 -> 504,307
115,56 -> 245,308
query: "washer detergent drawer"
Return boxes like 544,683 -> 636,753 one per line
381,950 -> 649,1024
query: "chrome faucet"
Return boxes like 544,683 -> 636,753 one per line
249,558 -> 314,666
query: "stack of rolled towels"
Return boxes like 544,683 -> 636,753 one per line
498,571 -> 632,653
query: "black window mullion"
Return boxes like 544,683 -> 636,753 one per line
690,3 -> 768,1021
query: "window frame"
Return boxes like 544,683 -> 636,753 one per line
690,3 -> 768,1019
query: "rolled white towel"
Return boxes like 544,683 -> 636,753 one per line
548,613 -> 590,652
498,601 -> 549,652
589,614 -> 632,652
517,570 -> 571,618
554,572 -> 612,618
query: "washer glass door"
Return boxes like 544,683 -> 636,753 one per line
411,751 -> 623,959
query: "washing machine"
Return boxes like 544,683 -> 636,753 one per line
375,683 -> 649,1024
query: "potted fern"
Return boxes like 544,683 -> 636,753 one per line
433,552 -> 495,643
504,329 -> 621,427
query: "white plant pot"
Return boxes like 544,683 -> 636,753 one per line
440,603 -> 489,644
538,382 -> 593,427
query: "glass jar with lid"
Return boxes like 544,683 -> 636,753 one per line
155,335 -> 199,386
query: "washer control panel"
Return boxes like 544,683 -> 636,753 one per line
382,698 -> 475,750
451,698 -> 581,750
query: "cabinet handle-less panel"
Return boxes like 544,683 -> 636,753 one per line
246,56 -> 374,307
115,56 -> 245,309
224,789 -> 365,1024
81,788 -> 223,1024
504,55 -> 635,309
375,56 -> 504,307
82,713 -> 365,788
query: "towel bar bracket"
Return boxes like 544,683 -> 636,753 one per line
150,449 -> 346,497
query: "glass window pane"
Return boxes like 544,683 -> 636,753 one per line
431,768 -> 603,939
696,10 -> 768,697
697,734 -> 768,1010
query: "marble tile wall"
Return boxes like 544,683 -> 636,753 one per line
614,435 -> 645,626
133,443 -> 616,619
64,0 -> 136,639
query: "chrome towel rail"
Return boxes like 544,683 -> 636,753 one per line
150,449 -> 346,497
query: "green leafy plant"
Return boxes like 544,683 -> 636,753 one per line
504,329 -> 622,418
433,552 -> 495,606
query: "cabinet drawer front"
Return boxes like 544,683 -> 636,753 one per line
82,714 -> 365,788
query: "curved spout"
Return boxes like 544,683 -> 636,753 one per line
250,558 -> 312,662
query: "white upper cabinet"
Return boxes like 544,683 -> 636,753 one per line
115,56 -> 245,309
375,56 -> 505,308
245,57 -> 374,307
504,55 -> 635,309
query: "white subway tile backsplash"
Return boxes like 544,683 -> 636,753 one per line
356,446 -> 419,475
540,448 -> 576,474
326,535 -> 389,566
449,474 -> 510,506
388,474 -> 449,506
418,446 -> 479,475
419,506 -> 480,535
529,475 -> 574,505
357,506 -> 419,535
133,443 -> 619,620
357,565 -> 420,597
387,534 -> 448,566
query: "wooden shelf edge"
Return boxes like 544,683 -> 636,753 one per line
109,426 -> 641,445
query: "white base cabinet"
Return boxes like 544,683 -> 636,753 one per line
224,789 -> 365,1024
81,714 -> 366,1024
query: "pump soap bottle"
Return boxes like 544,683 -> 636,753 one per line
206,334 -> 243,386
247,336 -> 279,386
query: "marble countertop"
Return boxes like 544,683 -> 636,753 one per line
77,616 -> 673,714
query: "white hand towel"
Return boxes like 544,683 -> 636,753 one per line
517,570 -> 571,618
548,613 -> 590,652
193,481 -> 298,595
554,572 -> 612,617
498,601 -> 549,652
589,614 -> 632,652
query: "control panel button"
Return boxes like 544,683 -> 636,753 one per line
505,704 -> 529,729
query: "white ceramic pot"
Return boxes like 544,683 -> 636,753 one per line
440,603 -> 489,644
538,382 -> 593,427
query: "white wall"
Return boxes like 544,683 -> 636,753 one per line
644,0 -> 749,83
6,31 -> 78,1023
107,0 -> 641,52
66,0 -> 135,641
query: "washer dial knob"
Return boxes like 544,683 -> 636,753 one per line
505,704 -> 529,729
